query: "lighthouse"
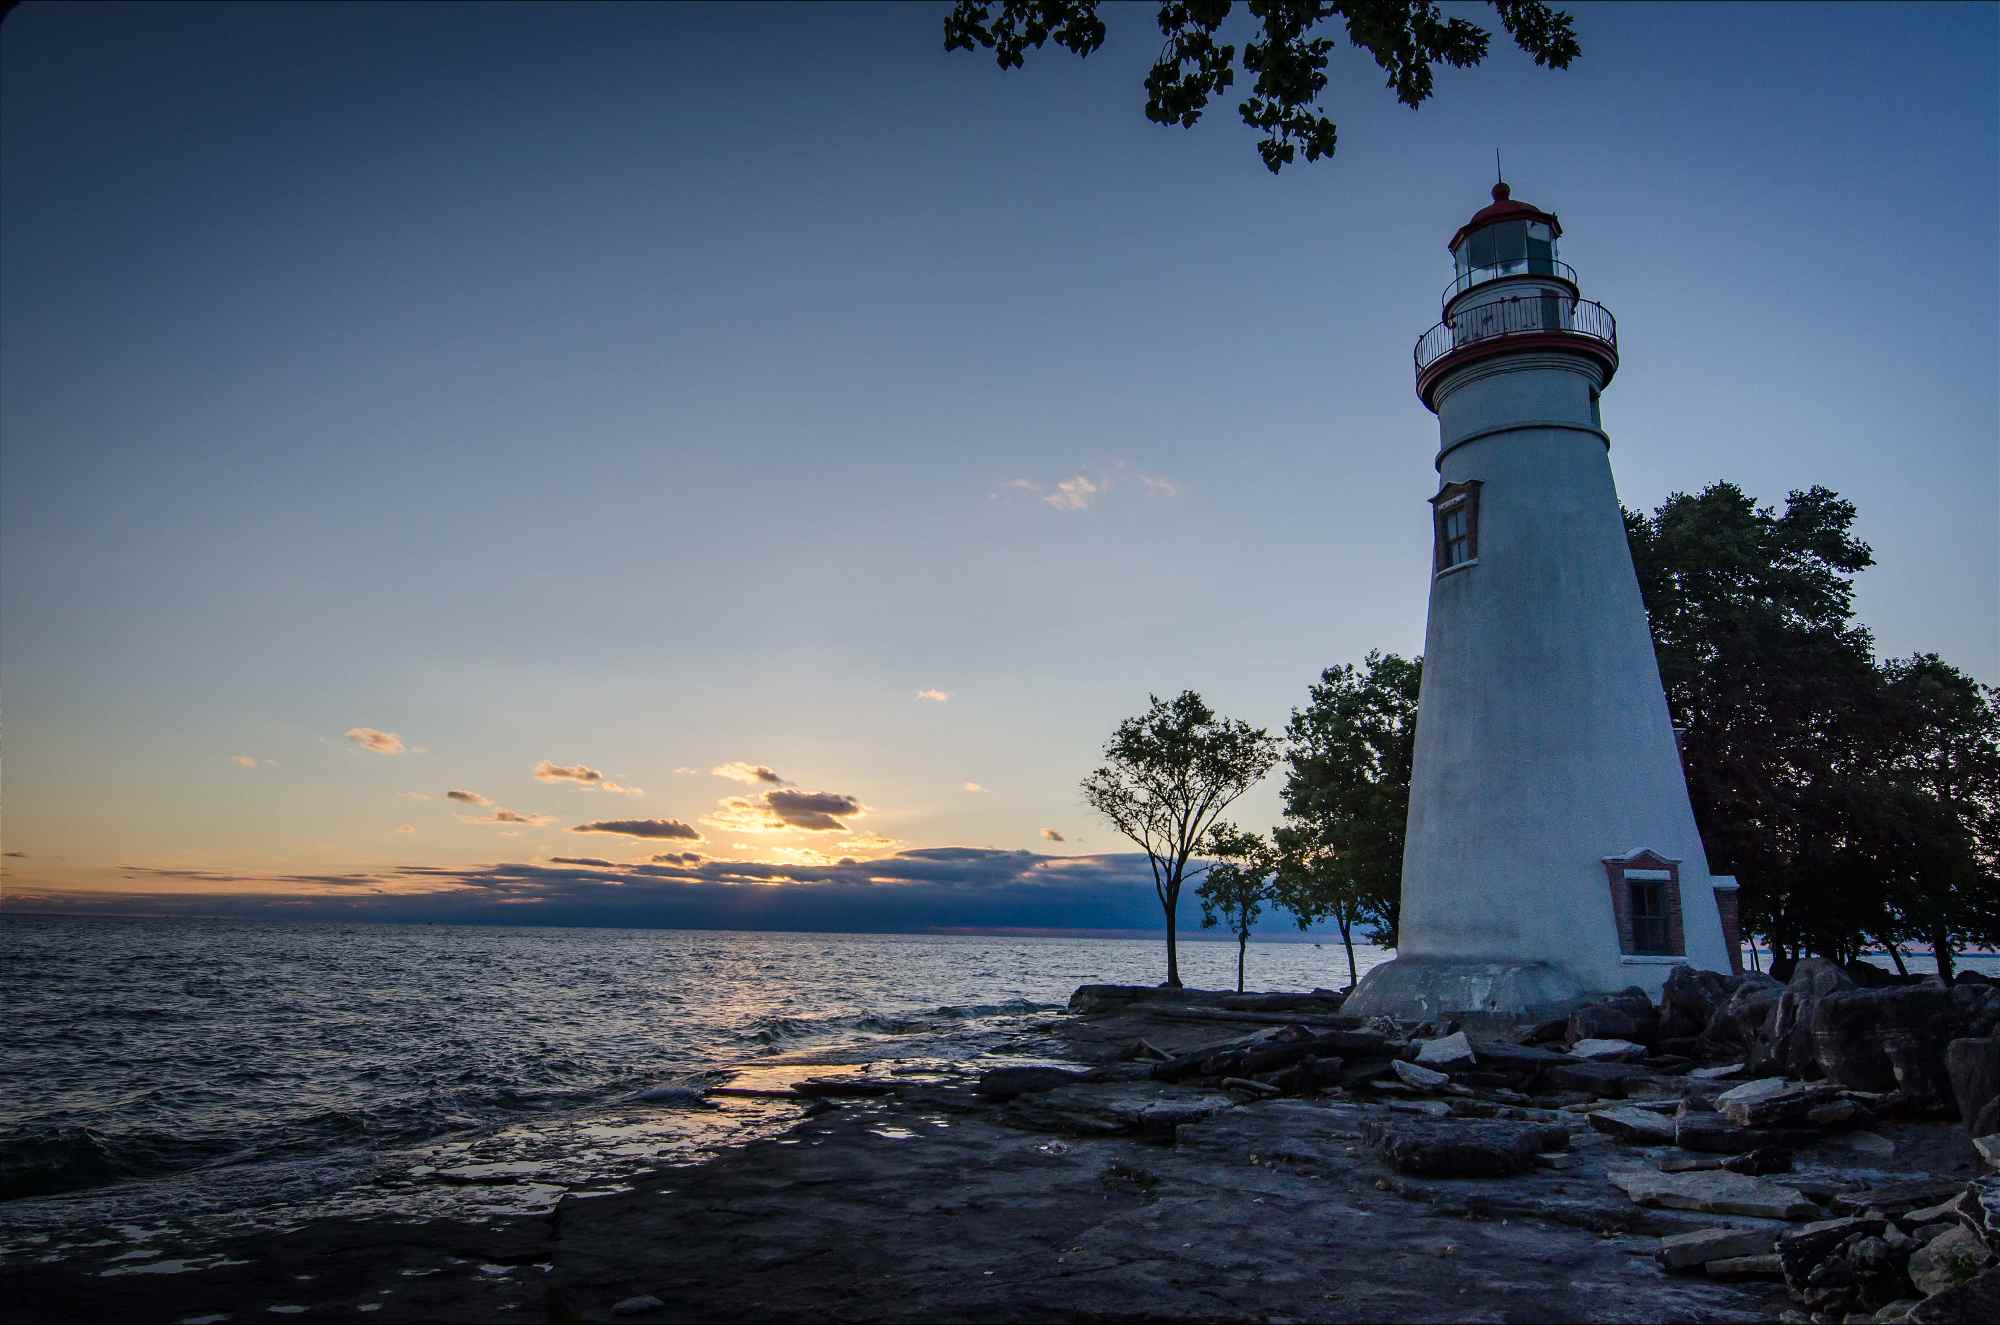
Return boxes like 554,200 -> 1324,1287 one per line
1344,182 -> 1740,1021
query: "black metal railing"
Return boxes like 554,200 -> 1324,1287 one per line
1442,257 -> 1577,303
1414,295 -> 1617,376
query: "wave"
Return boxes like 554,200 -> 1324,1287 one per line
0,1125 -> 238,1202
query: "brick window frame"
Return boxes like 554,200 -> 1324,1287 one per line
1430,480 -> 1482,575
1601,848 -> 1685,957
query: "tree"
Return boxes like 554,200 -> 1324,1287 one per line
1280,650 -> 1421,950
1624,483 -> 1883,974
1082,690 -> 1281,987
1269,821 -> 1371,990
1873,654 -> 2000,979
1196,823 -> 1278,992
944,1 -> 1582,173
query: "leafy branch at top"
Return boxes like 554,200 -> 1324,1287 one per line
945,1 -> 1581,173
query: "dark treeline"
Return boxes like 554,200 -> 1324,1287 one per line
1088,481 -> 1999,989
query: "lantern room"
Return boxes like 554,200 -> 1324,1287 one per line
1446,182 -> 1572,301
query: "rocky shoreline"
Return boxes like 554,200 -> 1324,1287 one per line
7,965 -> 1998,1323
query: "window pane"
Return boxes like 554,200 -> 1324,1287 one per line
1493,220 -> 1526,262
1467,226 -> 1497,269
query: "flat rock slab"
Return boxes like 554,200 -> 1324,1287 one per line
1706,1253 -> 1783,1280
1610,1166 -> 1821,1220
1571,1038 -> 1650,1062
1392,1059 -> 1451,1091
1657,1226 -> 1777,1270
973,1065 -> 1092,1099
1363,1116 -> 1570,1178
1591,1106 -> 1678,1144
1007,1082 -> 1234,1139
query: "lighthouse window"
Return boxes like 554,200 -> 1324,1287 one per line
1628,880 -> 1671,955
1430,480 -> 1482,574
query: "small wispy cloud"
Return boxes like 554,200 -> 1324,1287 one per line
536,761 -> 641,796
465,808 -> 555,827
550,856 -> 616,868
652,851 -> 703,866
230,755 -> 260,768
399,791 -> 434,802
915,688 -> 951,703
571,818 -> 701,841
1138,474 -> 1179,497
1042,828 -> 1065,842
674,767 -> 699,775
1045,475 -> 1100,511
345,727 -> 406,755
447,789 -> 492,806
713,762 -> 786,786
963,781 -> 985,793
395,824 -> 416,834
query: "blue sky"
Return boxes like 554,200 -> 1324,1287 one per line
2,2 -> 1994,930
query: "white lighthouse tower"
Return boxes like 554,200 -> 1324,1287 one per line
1344,182 -> 1739,1021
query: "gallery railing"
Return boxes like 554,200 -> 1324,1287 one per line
1413,296 -> 1617,376
1442,257 -> 1578,303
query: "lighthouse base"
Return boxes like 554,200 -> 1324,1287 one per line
1342,956 -> 1595,1023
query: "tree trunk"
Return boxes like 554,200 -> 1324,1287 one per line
1884,942 -> 1908,977
1162,887 -> 1181,987
1931,924 -> 1955,983
1339,917 -> 1357,991
1236,932 -> 1246,994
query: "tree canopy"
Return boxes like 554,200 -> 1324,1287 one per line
1196,822 -> 1279,992
944,1 -> 1583,172
1081,690 -> 1280,987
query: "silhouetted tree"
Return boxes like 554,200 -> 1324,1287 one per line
944,1 -> 1582,173
1082,691 -> 1280,987
1280,651 -> 1421,950
1196,822 -> 1277,992
1269,823 -> 1371,990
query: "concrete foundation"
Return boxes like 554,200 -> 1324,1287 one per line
1340,955 -> 1595,1023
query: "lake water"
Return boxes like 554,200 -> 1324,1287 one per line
0,916 -> 1383,1262
1,914 -> 1986,1266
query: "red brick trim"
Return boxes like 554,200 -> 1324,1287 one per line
1602,849 -> 1685,957
1430,480 -> 1483,574
1712,878 -> 1743,975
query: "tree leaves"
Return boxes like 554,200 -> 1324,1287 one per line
945,0 -> 1582,173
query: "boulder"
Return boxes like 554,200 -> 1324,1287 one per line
1716,1078 -> 1842,1127
1361,1117 -> 1569,1178
1906,1268 -> 2000,1324
1610,1167 -> 1821,1220
1706,976 -> 1783,1056
1570,1038 -> 1650,1062
1414,1031 -> 1476,1070
1814,986 -> 1957,1099
1976,1135 -> 1999,1172
1795,1230 -> 1919,1316
973,1066 -> 1092,1100
1589,1106 -> 1677,1144
1947,1040 -> 2000,1138
1778,1217 -> 1890,1302
1567,988 -> 1661,1049
1908,1226 -> 1994,1298
1662,965 -> 1738,1042
1753,959 -> 1856,1078
1655,1226 -> 1776,1270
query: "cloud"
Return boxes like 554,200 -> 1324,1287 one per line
467,808 -> 556,827
345,727 -> 406,755
395,824 -> 416,834
550,856 -> 616,868
571,818 -> 701,841
651,851 -> 703,866
963,781 -> 985,793
537,761 -> 642,797
1045,475 -> 1100,511
674,767 -> 698,775
1138,474 -> 1179,497
230,755 -> 259,768
764,789 -> 864,832
447,789 -> 492,806
1042,828 -> 1065,842
712,762 -> 786,786
3,851 -> 25,858
914,688 -> 951,703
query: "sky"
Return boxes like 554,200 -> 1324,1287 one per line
2,2 -> 1995,933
